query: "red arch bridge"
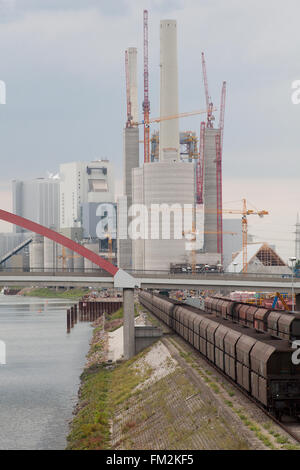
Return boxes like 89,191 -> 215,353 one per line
0,209 -> 138,358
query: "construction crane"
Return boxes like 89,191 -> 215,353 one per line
219,81 -> 226,150
143,9 -> 150,163
125,50 -> 132,128
103,233 -> 113,264
201,52 -> 215,128
272,292 -> 290,311
58,247 -> 80,272
134,107 -> 214,127
210,199 -> 269,273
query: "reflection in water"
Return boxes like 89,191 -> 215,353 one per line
0,296 -> 92,450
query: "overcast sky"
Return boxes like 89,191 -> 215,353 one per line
0,0 -> 299,261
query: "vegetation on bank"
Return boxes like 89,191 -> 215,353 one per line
66,314 -> 151,450
22,287 -> 90,299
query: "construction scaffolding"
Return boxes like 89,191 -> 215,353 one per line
150,131 -> 198,162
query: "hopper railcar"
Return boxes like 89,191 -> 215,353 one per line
205,296 -> 300,342
139,290 -> 300,419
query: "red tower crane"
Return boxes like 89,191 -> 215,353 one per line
201,52 -> 215,129
125,50 -> 132,128
219,81 -> 226,150
196,121 -> 205,204
143,10 -> 150,163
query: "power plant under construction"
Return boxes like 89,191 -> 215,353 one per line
118,10 -> 227,272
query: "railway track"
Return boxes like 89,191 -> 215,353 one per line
168,332 -> 300,445
139,291 -> 300,448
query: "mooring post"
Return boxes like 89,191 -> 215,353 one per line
123,288 -> 135,360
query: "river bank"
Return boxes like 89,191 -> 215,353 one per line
20,287 -> 89,300
67,302 -> 300,451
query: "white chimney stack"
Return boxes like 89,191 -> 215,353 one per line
128,47 -> 138,125
159,20 -> 180,162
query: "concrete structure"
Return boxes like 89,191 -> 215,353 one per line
60,160 -> 114,229
128,47 -> 138,124
44,237 -> 57,272
83,242 -> 100,273
123,288 -> 135,359
159,20 -> 179,162
2,272 -> 300,294
12,177 -> 60,233
135,326 -> 163,354
203,128 -> 221,253
118,127 -> 140,270
29,235 -> 44,272
132,161 -> 194,271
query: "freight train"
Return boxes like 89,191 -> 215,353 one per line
139,290 -> 300,419
205,296 -> 300,342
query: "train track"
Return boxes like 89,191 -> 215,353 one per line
164,331 -> 300,445
142,301 -> 300,447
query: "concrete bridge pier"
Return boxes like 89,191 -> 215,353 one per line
296,294 -> 300,312
123,288 -> 135,360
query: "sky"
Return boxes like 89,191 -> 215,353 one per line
0,0 -> 299,261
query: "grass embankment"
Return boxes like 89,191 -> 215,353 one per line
66,304 -> 151,450
22,287 -> 89,300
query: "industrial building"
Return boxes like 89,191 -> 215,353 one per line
12,176 -> 60,233
59,160 -> 115,229
129,19 -> 195,271
117,12 -> 228,272
117,46 -> 139,270
227,243 -> 291,275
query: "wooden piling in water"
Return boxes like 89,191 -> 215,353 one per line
67,309 -> 71,333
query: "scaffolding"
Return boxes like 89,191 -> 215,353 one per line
150,131 -> 198,162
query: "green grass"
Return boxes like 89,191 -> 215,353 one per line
66,364 -> 111,450
66,316 -> 154,450
23,287 -> 89,299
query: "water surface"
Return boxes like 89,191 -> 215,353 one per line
0,295 -> 92,450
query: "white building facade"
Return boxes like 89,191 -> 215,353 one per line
12,177 -> 60,232
59,160 -> 115,229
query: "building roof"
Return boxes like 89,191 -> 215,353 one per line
226,243 -> 287,273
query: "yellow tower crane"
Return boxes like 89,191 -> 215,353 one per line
213,199 -> 269,273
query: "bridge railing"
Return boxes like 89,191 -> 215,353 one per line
0,266 -> 295,280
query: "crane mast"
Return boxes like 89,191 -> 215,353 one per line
143,10 -> 150,163
201,52 -> 215,128
219,81 -> 226,149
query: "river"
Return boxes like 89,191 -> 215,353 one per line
0,295 -> 92,450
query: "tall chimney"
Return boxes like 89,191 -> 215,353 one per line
128,47 -> 138,125
159,20 -> 179,162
